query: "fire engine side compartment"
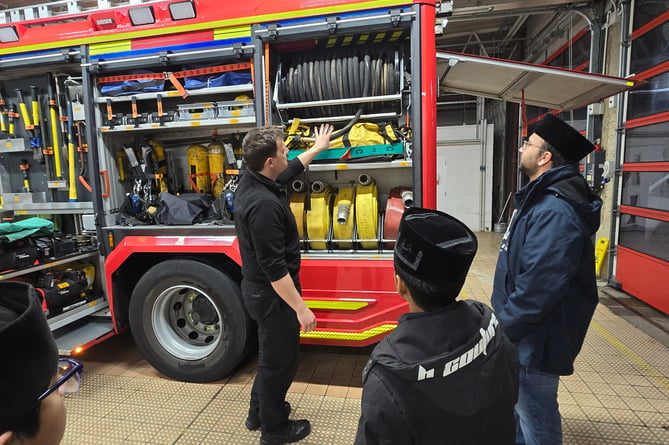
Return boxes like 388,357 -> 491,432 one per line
103,228 -> 406,347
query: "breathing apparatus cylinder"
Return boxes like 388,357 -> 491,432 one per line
207,141 -> 226,199
187,144 -> 210,194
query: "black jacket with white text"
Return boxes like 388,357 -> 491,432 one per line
354,300 -> 519,445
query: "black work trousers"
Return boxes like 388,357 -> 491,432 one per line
245,286 -> 300,432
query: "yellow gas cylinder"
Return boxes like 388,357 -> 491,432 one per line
208,140 -> 226,199
148,139 -> 168,192
187,144 -> 210,194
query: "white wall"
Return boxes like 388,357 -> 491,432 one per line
436,122 -> 494,231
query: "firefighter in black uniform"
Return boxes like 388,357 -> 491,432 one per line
235,124 -> 332,445
354,208 -> 519,445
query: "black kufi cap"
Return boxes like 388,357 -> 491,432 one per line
534,114 -> 596,163
0,282 -> 59,432
394,208 -> 477,301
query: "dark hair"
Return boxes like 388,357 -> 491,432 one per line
242,127 -> 284,171
7,404 -> 41,441
540,140 -> 569,167
395,267 -> 457,312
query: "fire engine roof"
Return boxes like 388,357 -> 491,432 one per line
437,51 -> 635,111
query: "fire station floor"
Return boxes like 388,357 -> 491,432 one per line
61,231 -> 669,445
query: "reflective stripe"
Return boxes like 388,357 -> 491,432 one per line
90,40 -> 132,56
304,300 -> 369,311
213,25 -> 252,41
300,323 -> 396,341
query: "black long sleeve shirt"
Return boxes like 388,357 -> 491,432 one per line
234,158 -> 305,291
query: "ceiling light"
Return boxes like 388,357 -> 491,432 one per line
129,6 -> 155,26
169,1 -> 196,21
0,26 -> 19,43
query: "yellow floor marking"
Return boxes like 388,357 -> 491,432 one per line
590,320 -> 669,392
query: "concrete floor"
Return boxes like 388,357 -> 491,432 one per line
61,231 -> 669,444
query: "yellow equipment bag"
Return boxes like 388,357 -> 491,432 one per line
330,122 -> 399,149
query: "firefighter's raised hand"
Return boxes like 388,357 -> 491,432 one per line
295,123 -> 334,168
311,124 -> 334,153
297,305 -> 317,333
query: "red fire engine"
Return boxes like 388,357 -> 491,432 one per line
0,0 -> 450,382
0,0 -> 632,382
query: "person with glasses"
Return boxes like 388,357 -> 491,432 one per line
492,114 -> 601,445
0,282 -> 83,445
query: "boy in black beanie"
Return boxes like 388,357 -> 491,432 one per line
355,208 -> 519,445
0,282 -> 83,445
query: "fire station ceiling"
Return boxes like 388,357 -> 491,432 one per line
437,51 -> 635,110
437,0 -> 596,60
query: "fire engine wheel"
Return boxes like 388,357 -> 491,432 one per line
129,260 -> 251,382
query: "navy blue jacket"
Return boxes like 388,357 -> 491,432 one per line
491,165 -> 601,376
354,301 -> 519,445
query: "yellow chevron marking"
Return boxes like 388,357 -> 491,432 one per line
300,323 -> 397,340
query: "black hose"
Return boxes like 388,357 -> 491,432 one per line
329,108 -> 363,140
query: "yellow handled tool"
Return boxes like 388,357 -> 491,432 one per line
0,90 -> 7,134
15,88 -> 33,130
48,74 -> 62,178
66,99 -> 77,202
19,160 -> 30,192
30,86 -> 40,129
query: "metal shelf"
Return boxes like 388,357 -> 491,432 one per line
0,251 -> 97,281
100,116 -> 256,133
0,201 -> 94,214
94,84 -> 254,103
48,297 -> 109,331
308,159 -> 412,171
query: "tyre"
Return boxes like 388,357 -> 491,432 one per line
129,259 -> 252,382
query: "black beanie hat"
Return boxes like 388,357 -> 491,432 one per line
534,114 -> 596,163
0,282 -> 59,433
394,207 -> 478,301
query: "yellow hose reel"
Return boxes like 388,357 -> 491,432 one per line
307,181 -> 334,250
355,175 -> 378,249
333,186 -> 355,248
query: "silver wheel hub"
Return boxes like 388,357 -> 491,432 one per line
151,285 -> 223,360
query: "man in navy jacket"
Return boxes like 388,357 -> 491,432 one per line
492,114 -> 601,445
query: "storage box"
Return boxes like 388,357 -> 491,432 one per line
1,138 -> 28,152
2,192 -> 47,204
216,100 -> 254,118
176,103 -> 217,121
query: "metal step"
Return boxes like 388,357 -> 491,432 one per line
1,0 -> 163,24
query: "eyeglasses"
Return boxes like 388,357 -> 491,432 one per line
37,358 -> 84,401
520,139 -> 544,151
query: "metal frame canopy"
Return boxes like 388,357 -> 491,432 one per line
437,50 -> 635,110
